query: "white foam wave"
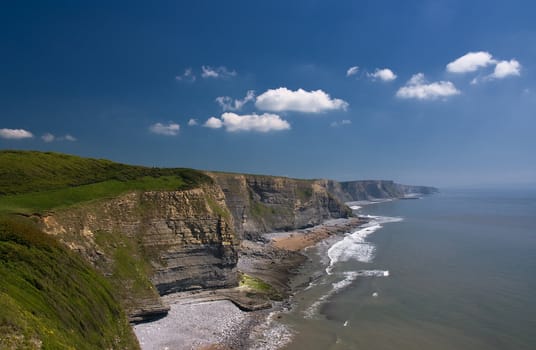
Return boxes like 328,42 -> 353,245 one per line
349,205 -> 361,210
326,216 -> 402,274
303,270 -> 389,319
248,310 -> 294,350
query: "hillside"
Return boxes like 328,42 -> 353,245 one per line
0,216 -> 139,349
0,150 -> 212,213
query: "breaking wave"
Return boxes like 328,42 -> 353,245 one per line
325,215 -> 402,274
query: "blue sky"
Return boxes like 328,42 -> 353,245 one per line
1,0 -> 535,187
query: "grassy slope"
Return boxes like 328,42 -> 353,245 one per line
0,216 -> 140,349
0,151 -> 214,348
0,150 -> 212,213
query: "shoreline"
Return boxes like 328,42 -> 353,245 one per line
134,216 -> 367,350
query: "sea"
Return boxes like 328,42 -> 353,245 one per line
271,188 -> 536,350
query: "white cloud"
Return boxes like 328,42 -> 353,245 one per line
216,90 -> 255,111
175,68 -> 196,82
201,65 -> 237,79
255,87 -> 348,113
149,122 -> 180,136
446,51 -> 496,73
203,117 -> 223,129
204,113 -> 290,132
0,128 -> 33,139
42,133 -> 55,142
187,118 -> 198,126
368,68 -> 397,81
396,73 -> 460,100
64,134 -> 77,142
346,66 -> 359,77
491,59 -> 521,79
41,133 -> 77,142
330,119 -> 352,127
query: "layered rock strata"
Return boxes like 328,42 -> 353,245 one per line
209,173 -> 352,240
40,184 -> 238,322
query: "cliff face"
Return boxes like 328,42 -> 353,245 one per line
326,180 -> 438,202
209,173 -> 352,239
37,172 -> 435,322
40,184 -> 239,322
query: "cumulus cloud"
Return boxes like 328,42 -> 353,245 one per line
149,122 -> 180,136
201,65 -> 237,79
471,58 -> 522,84
203,117 -> 223,129
368,68 -> 397,81
175,68 -> 196,82
446,51 -> 497,73
346,66 -> 359,77
396,73 -> 460,100
42,133 -> 55,142
0,128 -> 33,139
64,134 -> 77,142
216,90 -> 255,111
491,59 -> 521,79
330,119 -> 352,127
204,113 -> 290,132
187,118 -> 198,126
255,87 -> 348,113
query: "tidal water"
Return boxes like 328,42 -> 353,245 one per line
280,189 -> 536,350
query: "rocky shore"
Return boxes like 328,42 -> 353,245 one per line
133,217 -> 366,350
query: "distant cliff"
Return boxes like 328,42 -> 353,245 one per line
325,180 -> 438,202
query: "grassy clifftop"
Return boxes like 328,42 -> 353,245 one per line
0,216 -> 140,349
0,150 -> 212,213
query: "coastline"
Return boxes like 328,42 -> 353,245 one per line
133,217 -> 367,350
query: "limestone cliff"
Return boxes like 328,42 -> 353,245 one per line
208,173 -> 352,239
40,184 -> 239,322
325,180 -> 439,202
36,173 -> 433,323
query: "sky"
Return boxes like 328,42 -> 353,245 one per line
1,0 -> 535,187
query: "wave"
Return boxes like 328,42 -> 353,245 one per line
303,270 -> 389,319
326,215 -> 402,274
248,309 -> 294,350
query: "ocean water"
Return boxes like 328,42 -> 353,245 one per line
278,189 -> 536,350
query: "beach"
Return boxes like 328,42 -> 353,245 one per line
133,217 -> 365,350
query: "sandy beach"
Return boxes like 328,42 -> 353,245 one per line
134,217 -> 365,350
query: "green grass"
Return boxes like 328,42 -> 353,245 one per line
239,273 -> 283,301
0,150 -> 212,214
93,230 -> 160,314
0,176 -> 186,214
0,216 -> 139,349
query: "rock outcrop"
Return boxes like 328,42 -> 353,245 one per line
208,173 -> 352,240
40,184 -> 239,322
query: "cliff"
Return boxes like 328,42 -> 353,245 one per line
0,151 -> 438,330
325,180 -> 438,202
209,173 -> 352,240
40,184 -> 239,323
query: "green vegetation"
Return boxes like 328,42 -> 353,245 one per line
0,150 -> 212,213
296,184 -> 313,202
239,273 -> 283,301
0,216 -> 139,349
93,230 -> 160,313
206,197 -> 231,220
